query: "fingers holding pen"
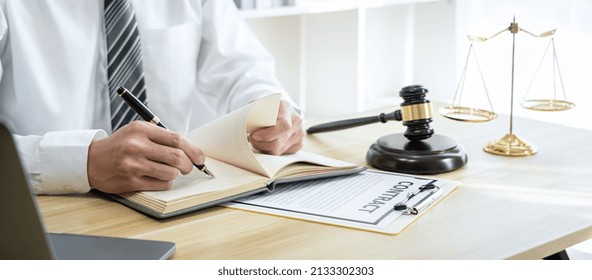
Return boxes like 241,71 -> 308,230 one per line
115,86 -> 213,178
87,121 -> 207,193
145,124 -> 206,174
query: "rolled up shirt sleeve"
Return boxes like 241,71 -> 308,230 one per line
14,130 -> 107,194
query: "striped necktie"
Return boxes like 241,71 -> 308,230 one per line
105,0 -> 147,131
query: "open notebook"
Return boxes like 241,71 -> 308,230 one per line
108,94 -> 364,218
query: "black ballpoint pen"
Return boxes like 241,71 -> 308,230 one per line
117,86 -> 215,178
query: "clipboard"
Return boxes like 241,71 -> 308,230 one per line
225,170 -> 461,235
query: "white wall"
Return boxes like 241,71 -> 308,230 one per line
246,11 -> 362,117
244,16 -> 303,106
411,1 -> 457,104
364,5 -> 415,110
303,10 -> 361,117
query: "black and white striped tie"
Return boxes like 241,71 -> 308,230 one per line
105,0 -> 147,131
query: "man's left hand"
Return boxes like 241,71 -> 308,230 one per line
249,101 -> 304,155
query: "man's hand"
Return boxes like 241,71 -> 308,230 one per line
249,100 -> 304,155
87,121 -> 205,193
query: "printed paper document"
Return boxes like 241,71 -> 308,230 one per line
225,170 -> 460,234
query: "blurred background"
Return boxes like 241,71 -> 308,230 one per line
238,0 -> 591,132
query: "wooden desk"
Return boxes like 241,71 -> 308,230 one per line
38,103 -> 592,259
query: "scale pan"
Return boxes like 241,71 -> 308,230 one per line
521,99 -> 575,111
439,106 -> 497,122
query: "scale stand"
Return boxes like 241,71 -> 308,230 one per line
440,17 -> 574,157
483,18 -> 538,156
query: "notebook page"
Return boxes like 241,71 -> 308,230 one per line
186,94 -> 280,177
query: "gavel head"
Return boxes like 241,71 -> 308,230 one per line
398,85 -> 434,141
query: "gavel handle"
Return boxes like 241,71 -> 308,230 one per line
306,111 -> 401,134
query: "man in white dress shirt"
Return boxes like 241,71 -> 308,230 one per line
0,0 -> 303,194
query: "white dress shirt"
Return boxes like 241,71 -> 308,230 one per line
0,0 -> 291,194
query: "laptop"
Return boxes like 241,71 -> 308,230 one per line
0,122 -> 176,260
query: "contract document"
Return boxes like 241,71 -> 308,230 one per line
225,170 -> 460,234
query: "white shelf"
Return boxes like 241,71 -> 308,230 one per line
242,0 -> 454,118
240,6 -> 306,18
240,0 -> 442,18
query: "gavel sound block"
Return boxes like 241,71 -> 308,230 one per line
307,85 -> 467,175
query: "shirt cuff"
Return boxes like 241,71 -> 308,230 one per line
37,130 -> 107,194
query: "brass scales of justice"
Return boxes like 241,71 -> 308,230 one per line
439,17 -> 575,156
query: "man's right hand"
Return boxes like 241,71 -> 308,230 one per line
87,121 -> 205,193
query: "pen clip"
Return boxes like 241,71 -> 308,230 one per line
394,183 -> 442,215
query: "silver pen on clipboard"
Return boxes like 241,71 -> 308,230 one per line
394,183 -> 443,215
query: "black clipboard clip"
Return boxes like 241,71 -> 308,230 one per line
394,183 -> 443,215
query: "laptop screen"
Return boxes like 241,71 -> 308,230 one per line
0,123 -> 175,260
0,123 -> 54,259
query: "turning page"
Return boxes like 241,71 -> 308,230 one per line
186,94 -> 358,178
186,94 -> 280,177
